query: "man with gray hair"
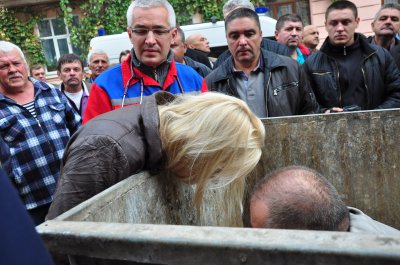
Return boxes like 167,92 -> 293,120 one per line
87,49 -> 110,83
368,3 -> 400,69
222,0 -> 254,17
0,41 -> 81,225
213,0 -> 290,68
83,0 -> 207,123
250,166 -> 400,234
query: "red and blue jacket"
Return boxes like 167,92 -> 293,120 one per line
83,54 -> 208,123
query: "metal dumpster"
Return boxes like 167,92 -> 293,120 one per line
38,109 -> 400,264
258,108 -> 400,229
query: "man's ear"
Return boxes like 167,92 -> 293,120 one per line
355,17 -> 360,28
57,71 -> 61,78
274,30 -> 279,41
170,28 -> 178,44
127,26 -> 134,45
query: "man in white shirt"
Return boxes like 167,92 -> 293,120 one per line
57,54 -> 91,118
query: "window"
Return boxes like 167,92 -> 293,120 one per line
37,16 -> 81,72
263,0 -> 311,25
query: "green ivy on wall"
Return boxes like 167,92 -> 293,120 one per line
170,0 -> 224,25
60,0 -> 130,59
0,8 -> 45,66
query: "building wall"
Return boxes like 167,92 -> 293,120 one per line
309,0 -> 382,47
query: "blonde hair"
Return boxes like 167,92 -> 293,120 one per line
159,92 -> 265,220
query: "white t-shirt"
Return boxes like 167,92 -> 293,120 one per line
64,89 -> 84,111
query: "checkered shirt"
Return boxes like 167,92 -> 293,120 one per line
0,78 -> 81,209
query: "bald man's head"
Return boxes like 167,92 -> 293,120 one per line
250,166 -> 350,231
185,33 -> 211,53
302,25 -> 319,50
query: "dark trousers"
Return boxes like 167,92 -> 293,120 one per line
28,203 -> 51,226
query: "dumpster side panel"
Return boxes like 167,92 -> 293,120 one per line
260,110 -> 400,228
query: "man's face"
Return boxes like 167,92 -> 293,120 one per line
127,6 -> 177,69
226,17 -> 262,67
188,34 -> 211,53
58,61 -> 84,90
171,34 -> 187,63
0,49 -> 29,93
372,8 -> 400,38
88,53 -> 109,79
302,25 -> 319,49
275,21 -> 303,49
325,8 -> 359,46
31,67 -> 46,82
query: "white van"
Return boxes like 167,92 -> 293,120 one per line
89,15 -> 277,64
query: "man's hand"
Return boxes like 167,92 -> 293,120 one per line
324,107 -> 343,113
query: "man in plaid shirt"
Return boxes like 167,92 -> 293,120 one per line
0,41 -> 81,225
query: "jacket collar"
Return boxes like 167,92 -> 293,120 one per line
121,53 -> 178,90
320,33 -> 376,57
59,81 -> 88,95
140,91 -> 176,174
213,48 -> 287,83
0,77 -> 51,101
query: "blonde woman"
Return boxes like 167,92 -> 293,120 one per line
47,91 -> 265,220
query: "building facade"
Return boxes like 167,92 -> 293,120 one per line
0,0 -> 398,78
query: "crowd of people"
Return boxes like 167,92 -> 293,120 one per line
1,0 -> 400,263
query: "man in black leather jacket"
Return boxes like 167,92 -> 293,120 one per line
303,0 -> 400,113
206,8 -> 318,118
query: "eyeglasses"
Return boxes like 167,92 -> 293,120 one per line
130,27 -> 172,39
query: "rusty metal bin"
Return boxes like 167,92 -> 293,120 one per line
259,109 -> 400,229
38,109 -> 400,264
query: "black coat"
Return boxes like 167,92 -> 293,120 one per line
303,34 -> 400,110
184,56 -> 212,77
367,36 -> 400,70
185,48 -> 213,69
206,48 -> 319,117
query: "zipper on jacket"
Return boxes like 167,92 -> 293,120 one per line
154,69 -> 158,83
343,46 -> 347,56
227,78 -> 239,98
360,51 -> 376,109
265,73 -> 272,117
333,60 -> 342,107
311,72 -> 332,76
273,81 -> 299,96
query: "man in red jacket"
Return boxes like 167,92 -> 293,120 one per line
83,0 -> 207,123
